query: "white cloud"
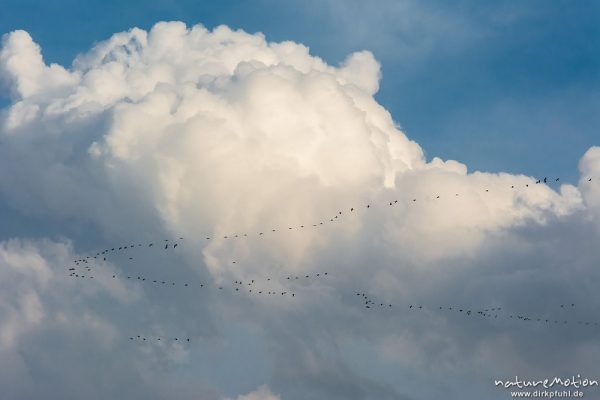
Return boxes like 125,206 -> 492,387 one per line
0,30 -> 77,101
0,21 -> 585,269
0,238 -> 135,351
0,21 -> 599,400
0,239 -> 58,349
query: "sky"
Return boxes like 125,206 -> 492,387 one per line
0,1 -> 599,400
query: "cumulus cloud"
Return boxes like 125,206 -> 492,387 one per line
0,21 -> 584,266
0,21 -> 599,400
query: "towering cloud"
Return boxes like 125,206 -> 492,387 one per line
0,22 -> 598,400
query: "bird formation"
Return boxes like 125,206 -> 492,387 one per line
71,176 -> 596,263
355,292 -> 598,328
560,303 -> 576,308
66,259 -> 595,333
64,176 -> 598,341
66,265 -> 332,299
72,239 -> 183,265
129,335 -> 190,343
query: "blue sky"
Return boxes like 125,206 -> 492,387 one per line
1,0 -> 598,181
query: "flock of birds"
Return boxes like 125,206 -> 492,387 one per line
69,238 -> 328,293
71,176 -> 595,255
356,292 -> 598,327
72,239 -> 183,266
67,259 -> 330,298
129,336 -> 191,343
65,175 -> 598,342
